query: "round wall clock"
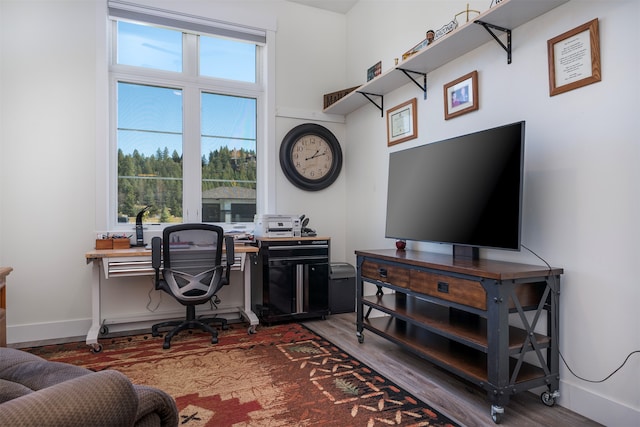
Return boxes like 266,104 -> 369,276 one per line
279,123 -> 343,191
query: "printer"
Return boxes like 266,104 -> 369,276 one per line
253,214 -> 302,238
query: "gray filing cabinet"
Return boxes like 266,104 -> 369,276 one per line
329,263 -> 355,314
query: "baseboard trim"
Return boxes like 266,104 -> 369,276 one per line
8,312 -> 243,349
8,318 -> 93,348
560,379 -> 639,425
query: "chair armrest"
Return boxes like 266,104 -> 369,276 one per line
225,235 -> 235,267
134,384 -> 179,427
223,235 -> 235,285
152,236 -> 162,287
152,236 -> 162,269
0,370 -> 138,427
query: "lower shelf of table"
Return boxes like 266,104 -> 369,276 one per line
360,315 -> 547,387
362,294 -> 550,354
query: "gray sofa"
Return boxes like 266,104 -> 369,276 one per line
0,347 -> 178,427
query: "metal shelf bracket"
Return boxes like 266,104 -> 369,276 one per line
397,68 -> 428,100
475,20 -> 512,64
357,91 -> 384,117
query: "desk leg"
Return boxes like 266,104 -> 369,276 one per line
239,253 -> 259,334
86,260 -> 103,353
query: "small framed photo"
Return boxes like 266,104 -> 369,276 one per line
443,70 -> 478,120
387,98 -> 417,146
367,61 -> 382,81
547,18 -> 601,96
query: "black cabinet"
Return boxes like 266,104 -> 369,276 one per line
251,238 -> 329,324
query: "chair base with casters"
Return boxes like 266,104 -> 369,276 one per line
150,223 -> 235,349
151,305 -> 228,349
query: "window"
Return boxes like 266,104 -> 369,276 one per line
109,12 -> 263,227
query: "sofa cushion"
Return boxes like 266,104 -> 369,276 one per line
0,346 -> 179,427
0,378 -> 32,403
0,369 -> 139,427
0,347 -> 89,393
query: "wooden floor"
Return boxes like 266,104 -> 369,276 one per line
303,313 -> 601,427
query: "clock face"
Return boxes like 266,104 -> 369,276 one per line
291,135 -> 334,180
280,123 -> 342,191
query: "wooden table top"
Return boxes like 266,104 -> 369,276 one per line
86,244 -> 258,261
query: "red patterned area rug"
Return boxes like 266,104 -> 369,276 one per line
25,323 -> 459,427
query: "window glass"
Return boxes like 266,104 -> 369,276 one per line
111,17 -> 262,227
117,82 -> 183,223
201,93 -> 257,222
200,35 -> 256,82
117,21 -> 183,72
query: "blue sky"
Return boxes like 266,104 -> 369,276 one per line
116,21 -> 257,157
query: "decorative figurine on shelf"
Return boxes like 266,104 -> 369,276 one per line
402,29 -> 436,61
435,19 -> 458,40
455,3 -> 481,23
395,240 -> 406,251
426,30 -> 435,44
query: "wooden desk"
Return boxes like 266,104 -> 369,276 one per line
0,267 -> 12,347
85,245 -> 258,353
0,266 -> 11,309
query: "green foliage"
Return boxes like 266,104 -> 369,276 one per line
117,147 -> 256,220
334,378 -> 360,396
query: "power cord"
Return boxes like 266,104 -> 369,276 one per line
561,350 -> 640,383
146,277 -> 161,312
522,244 -> 640,383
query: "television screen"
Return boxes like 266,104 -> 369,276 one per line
385,121 -> 524,252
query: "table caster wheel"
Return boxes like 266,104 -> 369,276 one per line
541,390 -> 558,407
491,405 -> 504,424
99,325 -> 109,335
248,325 -> 257,334
90,343 -> 103,354
356,332 -> 364,343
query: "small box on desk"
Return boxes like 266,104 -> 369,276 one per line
95,239 -> 113,250
96,238 -> 131,250
113,238 -> 131,249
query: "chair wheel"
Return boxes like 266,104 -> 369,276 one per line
162,341 -> 171,349
211,337 -> 219,344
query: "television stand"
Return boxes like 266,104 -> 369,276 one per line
355,249 -> 563,423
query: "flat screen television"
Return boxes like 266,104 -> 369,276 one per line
385,121 -> 525,259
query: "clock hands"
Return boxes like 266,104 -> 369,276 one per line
305,150 -> 328,161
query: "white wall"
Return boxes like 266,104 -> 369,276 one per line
344,1 -> 639,425
1,0 -> 99,338
0,0 -> 348,340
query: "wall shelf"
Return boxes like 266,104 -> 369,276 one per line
323,0 -> 569,116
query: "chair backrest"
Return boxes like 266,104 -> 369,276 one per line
156,224 -> 225,303
163,224 -> 223,271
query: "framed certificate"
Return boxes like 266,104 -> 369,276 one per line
387,98 -> 417,146
548,19 -> 601,96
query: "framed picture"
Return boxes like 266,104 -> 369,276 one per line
387,98 -> 417,146
547,18 -> 601,96
367,61 -> 382,81
443,70 -> 478,120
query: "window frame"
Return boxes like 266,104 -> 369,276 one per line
107,16 -> 268,232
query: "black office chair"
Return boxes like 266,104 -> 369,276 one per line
151,223 -> 235,349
